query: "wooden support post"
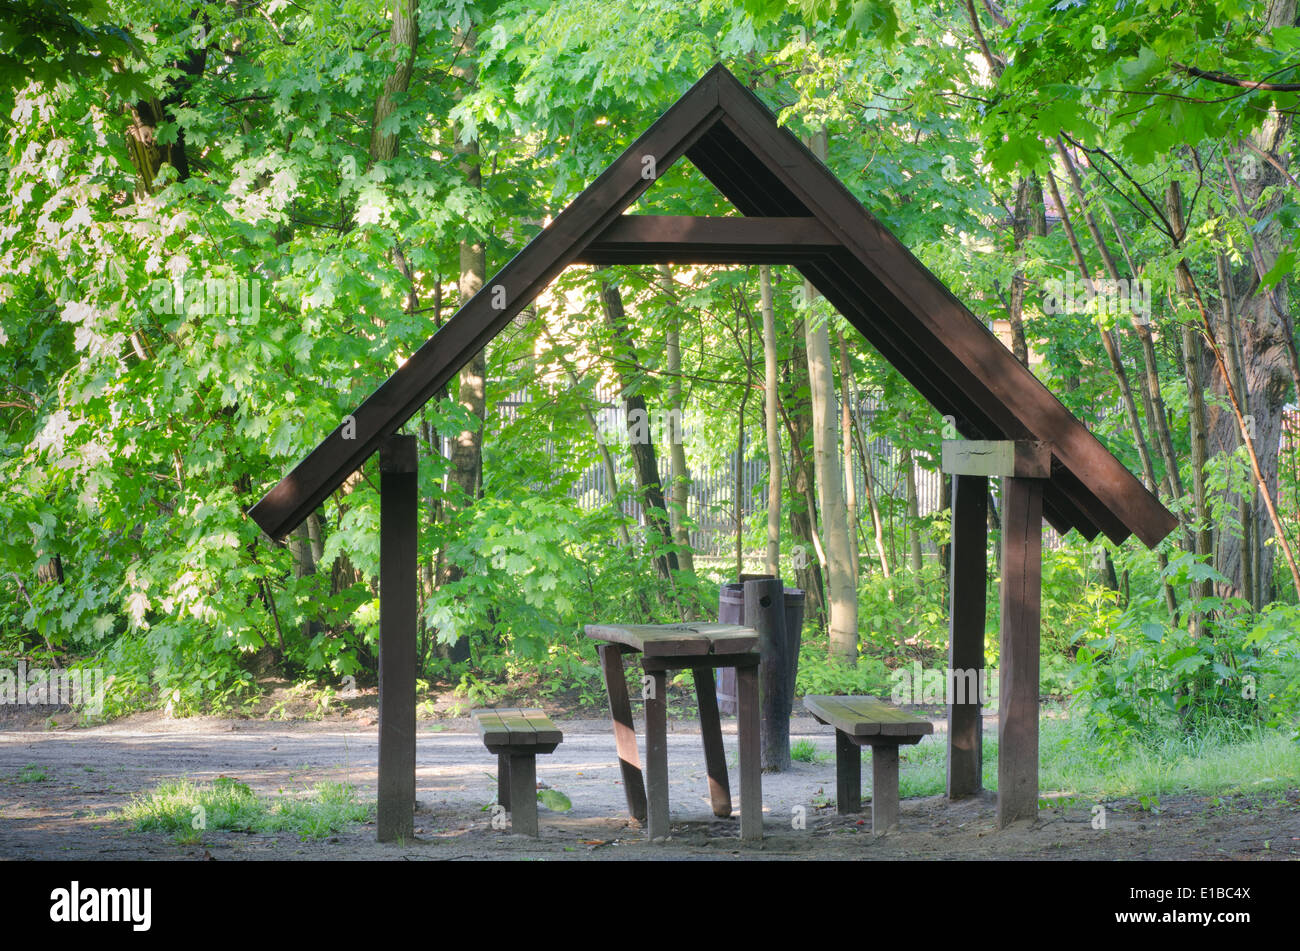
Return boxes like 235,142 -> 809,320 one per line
745,578 -> 790,771
870,745 -> 900,833
508,753 -> 538,836
835,730 -> 861,814
497,753 -> 511,811
597,643 -> 647,823
736,662 -> 763,843
645,669 -> 669,840
692,667 -> 732,817
947,473 -> 988,799
377,434 -> 417,843
997,476 -> 1043,828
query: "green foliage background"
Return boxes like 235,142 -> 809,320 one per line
1,0 -> 1297,745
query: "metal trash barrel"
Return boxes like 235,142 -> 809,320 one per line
716,581 -> 805,715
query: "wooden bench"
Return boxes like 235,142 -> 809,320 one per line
472,707 -> 563,836
803,695 -> 934,833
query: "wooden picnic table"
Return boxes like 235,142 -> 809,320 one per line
585,622 -> 763,843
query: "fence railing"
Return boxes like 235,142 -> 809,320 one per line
495,384 -> 1082,559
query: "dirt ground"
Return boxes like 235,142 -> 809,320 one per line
3,699 -> 1298,861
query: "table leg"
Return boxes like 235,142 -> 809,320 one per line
645,669 -> 669,840
597,643 -> 647,823
692,667 -> 732,818
835,730 -> 861,815
736,663 -> 763,844
498,752 -> 511,811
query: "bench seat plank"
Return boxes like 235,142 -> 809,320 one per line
520,708 -> 563,745
497,708 -> 539,745
803,695 -> 933,739
472,707 -> 563,747
474,709 -> 512,746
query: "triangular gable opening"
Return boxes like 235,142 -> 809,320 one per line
250,64 -> 1176,552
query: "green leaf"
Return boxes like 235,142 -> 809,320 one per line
1260,250 -> 1295,291
537,788 -> 572,812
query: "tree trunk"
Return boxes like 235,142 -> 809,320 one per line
902,441 -> 923,573
368,0 -> 418,165
761,266 -> 782,578
1207,66 -> 1299,604
599,277 -> 679,579
1047,168 -> 1160,497
803,127 -> 856,661
837,332 -> 861,580
784,324 -> 827,626
658,265 -> 695,575
849,407 -> 890,582
803,287 -> 858,658
732,295 -> 755,580
438,21 -> 486,663
1058,146 -> 1181,615
1167,182 -> 1215,634
1007,173 -> 1046,367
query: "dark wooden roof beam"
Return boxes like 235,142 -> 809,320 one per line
574,215 -> 835,265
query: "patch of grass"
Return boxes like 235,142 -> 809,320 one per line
272,781 -> 372,837
892,710 -> 1300,804
117,777 -> 374,845
791,739 -> 825,764
17,764 -> 47,783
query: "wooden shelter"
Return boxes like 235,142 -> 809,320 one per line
248,64 -> 1178,839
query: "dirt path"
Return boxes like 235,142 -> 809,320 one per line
2,715 -> 1296,860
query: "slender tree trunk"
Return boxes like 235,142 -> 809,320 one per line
1167,182 -> 1215,635
1209,74 -> 1300,603
1007,173 -> 1046,367
731,293 -> 756,579
802,211 -> 858,661
902,442 -> 923,573
803,127 -> 856,660
837,332 -> 861,580
1213,241 -> 1256,606
849,407 -> 891,582
1169,178 -> 1300,601
734,391 -> 749,580
1047,168 -> 1160,496
658,265 -> 695,574
599,276 -> 679,579
439,21 -> 486,663
1093,184 -> 1184,502
761,266 -> 782,578
783,325 -> 826,625
1057,146 -> 1180,615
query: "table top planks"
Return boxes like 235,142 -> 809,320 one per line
584,622 -> 759,657
803,695 -> 934,738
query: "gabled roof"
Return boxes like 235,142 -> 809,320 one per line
250,64 -> 1177,549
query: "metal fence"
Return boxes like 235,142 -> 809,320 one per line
496,384 -> 1072,560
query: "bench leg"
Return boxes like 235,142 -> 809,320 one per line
645,669 -> 669,840
835,730 -> 861,815
692,667 -> 732,818
870,745 -> 900,833
508,753 -> 538,836
498,752 -> 511,811
597,643 -> 648,823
